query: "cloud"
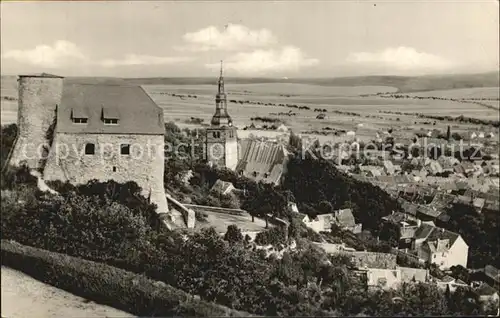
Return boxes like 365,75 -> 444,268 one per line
346,47 -> 454,73
99,54 -> 193,67
206,46 -> 319,75
2,40 -> 86,68
176,23 -> 276,52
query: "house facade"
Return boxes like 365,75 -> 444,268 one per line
413,225 -> 468,269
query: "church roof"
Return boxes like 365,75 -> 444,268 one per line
57,82 -> 164,135
236,139 -> 288,184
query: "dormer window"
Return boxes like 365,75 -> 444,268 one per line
104,118 -> 119,125
101,107 -> 119,125
73,118 -> 88,124
71,108 -> 88,124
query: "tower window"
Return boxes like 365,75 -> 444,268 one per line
85,143 -> 95,155
212,131 -> 221,138
113,166 -> 117,172
120,144 -> 130,155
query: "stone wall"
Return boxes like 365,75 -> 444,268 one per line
343,251 -> 398,269
43,133 -> 168,213
9,77 -> 63,169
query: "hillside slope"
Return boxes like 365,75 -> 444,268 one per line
122,71 -> 499,93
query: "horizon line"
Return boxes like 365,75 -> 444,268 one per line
0,70 -> 498,80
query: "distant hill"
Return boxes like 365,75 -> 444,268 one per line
123,71 -> 499,93
2,71 -> 498,93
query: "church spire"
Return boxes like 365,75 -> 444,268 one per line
211,59 -> 232,127
218,60 -> 225,94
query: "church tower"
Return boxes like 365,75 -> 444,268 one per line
205,61 -> 238,170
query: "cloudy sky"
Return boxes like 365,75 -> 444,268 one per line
1,1 -> 498,78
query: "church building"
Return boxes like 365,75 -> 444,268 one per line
205,62 -> 239,170
205,62 -> 289,186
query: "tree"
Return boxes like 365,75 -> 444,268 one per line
224,225 -> 243,244
244,183 -> 289,228
318,200 -> 333,214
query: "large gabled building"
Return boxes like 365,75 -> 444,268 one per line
8,74 -> 169,214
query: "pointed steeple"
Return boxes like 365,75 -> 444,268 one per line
218,60 -> 225,94
211,60 -> 232,127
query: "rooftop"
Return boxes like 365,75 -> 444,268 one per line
334,209 -> 357,227
18,72 -> 64,78
57,83 -> 165,135
415,223 -> 461,247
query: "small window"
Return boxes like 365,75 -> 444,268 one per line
212,131 -> 221,138
113,166 -> 117,172
72,118 -> 88,124
229,130 -> 234,138
120,144 -> 130,155
85,143 -> 95,155
213,131 -> 217,138
104,118 -> 119,125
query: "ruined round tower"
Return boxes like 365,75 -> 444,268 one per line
8,73 -> 64,170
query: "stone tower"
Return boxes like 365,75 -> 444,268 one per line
8,73 -> 64,170
206,61 -> 238,170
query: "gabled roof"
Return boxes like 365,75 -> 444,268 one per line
422,224 -> 460,246
484,265 -> 500,283
414,223 -> 435,241
400,200 -> 419,216
57,82 -> 164,135
417,205 -> 442,218
475,283 -> 498,296
211,179 -> 235,194
237,139 -> 288,184
334,209 -> 356,227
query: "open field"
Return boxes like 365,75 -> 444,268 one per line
1,266 -> 134,318
143,84 -> 498,141
2,75 -> 498,142
123,71 -> 499,93
406,87 -> 499,99
193,210 -> 269,233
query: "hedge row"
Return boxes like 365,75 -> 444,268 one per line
1,240 -> 249,317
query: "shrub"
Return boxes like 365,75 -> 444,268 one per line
1,240 -> 247,317
255,227 -> 287,246
1,164 -> 37,190
224,225 -> 243,244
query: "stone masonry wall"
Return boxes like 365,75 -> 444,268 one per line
9,77 -> 63,169
43,133 -> 168,213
